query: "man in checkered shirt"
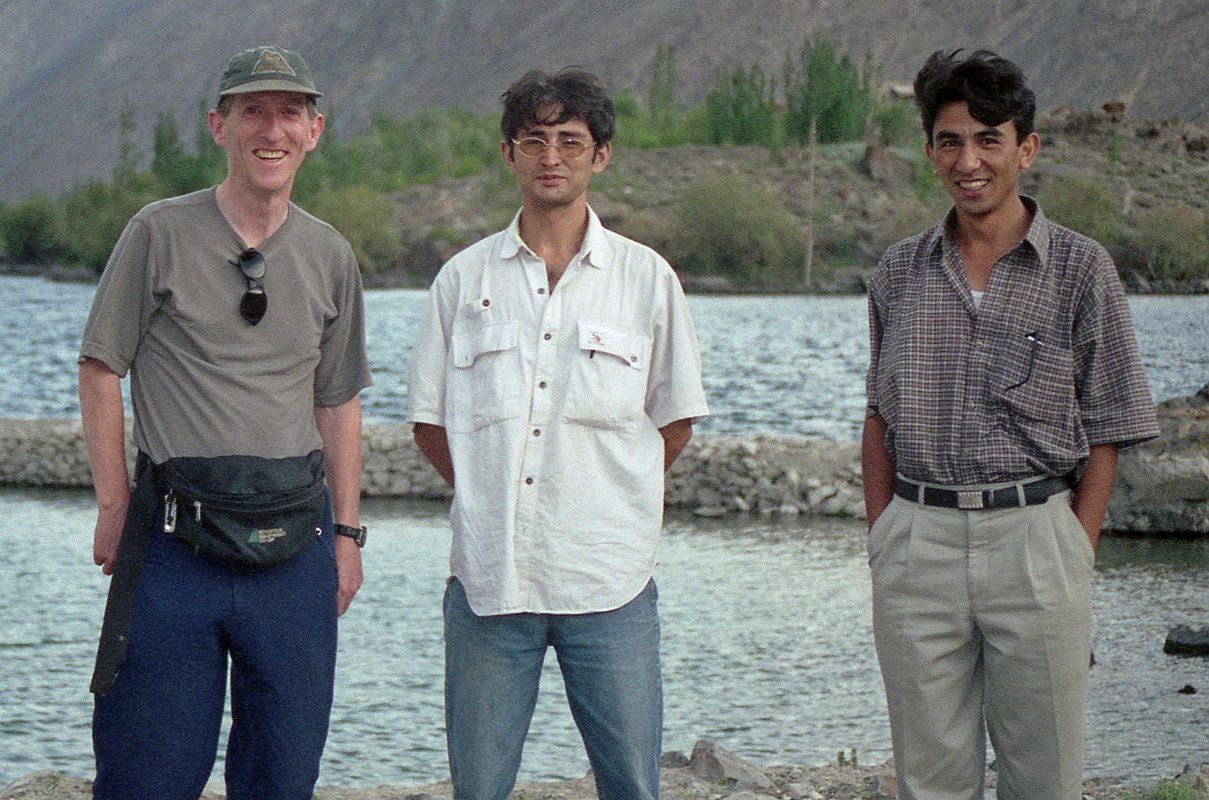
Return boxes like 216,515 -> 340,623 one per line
862,49 -> 1159,800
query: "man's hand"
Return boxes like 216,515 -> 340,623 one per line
659,418 -> 694,471
861,413 -> 894,532
79,357 -> 130,574
93,502 -> 128,575
413,423 -> 455,487
334,535 -> 364,615
315,395 -> 365,614
1072,443 -> 1119,552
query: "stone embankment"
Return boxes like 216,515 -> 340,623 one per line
0,420 -> 866,518
1104,383 -> 1209,535
2,384 -> 1206,534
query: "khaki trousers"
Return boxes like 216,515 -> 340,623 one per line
868,490 -> 1094,800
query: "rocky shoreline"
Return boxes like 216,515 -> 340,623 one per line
3,741 -> 1206,800
1,385 -> 1206,535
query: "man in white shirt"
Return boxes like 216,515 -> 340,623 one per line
408,68 -> 708,800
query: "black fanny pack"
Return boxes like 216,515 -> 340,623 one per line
153,450 -> 327,567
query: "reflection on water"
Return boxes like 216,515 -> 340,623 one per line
2,490 -> 1206,789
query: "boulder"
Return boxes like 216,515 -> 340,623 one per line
688,739 -> 773,790
1164,625 -> 1209,656
1105,384 -> 1209,536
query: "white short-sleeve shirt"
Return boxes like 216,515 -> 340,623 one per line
408,208 -> 709,615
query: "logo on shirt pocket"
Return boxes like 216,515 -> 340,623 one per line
563,320 -> 651,432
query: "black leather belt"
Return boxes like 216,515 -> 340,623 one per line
894,475 -> 1070,510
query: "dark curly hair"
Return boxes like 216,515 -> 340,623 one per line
914,49 -> 1035,144
500,67 -> 615,150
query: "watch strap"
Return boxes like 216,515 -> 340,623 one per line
334,523 -> 367,547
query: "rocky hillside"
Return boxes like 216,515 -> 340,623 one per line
375,107 -> 1209,294
3,0 -> 1208,199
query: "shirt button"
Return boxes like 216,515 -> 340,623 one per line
481,298 -> 490,307
537,288 -> 546,295
524,477 -> 534,485
543,332 -> 552,341
538,381 -> 547,389
533,429 -> 541,437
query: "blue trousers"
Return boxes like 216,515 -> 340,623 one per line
443,578 -> 663,800
92,500 -> 338,800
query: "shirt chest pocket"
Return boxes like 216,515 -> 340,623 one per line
990,334 -> 1081,459
562,320 -> 652,432
448,320 -> 523,433
991,335 -> 1076,421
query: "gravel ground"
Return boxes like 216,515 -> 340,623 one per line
6,748 -> 1206,800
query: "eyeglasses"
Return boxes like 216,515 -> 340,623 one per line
511,137 -> 592,159
229,248 -> 267,325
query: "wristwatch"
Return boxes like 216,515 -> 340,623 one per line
334,524 -> 367,548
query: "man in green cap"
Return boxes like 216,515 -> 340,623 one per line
81,45 -> 371,799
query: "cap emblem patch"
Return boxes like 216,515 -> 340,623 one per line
251,50 -> 296,77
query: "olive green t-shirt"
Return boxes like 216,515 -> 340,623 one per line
80,188 -> 371,462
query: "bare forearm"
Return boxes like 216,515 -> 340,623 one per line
80,358 -> 130,573
861,413 -> 895,530
315,395 -> 363,526
659,418 -> 693,471
79,358 -> 129,509
1072,443 -> 1118,549
413,423 -> 455,487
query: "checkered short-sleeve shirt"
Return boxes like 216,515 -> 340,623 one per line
866,199 -> 1159,485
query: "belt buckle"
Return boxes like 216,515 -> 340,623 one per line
957,491 -> 984,510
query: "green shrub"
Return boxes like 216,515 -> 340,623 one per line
1036,174 -> 1126,246
705,64 -> 780,146
295,106 -> 499,201
0,194 -> 65,263
613,208 -> 677,255
667,174 -> 805,285
151,111 -> 217,197
783,38 -> 874,145
1134,201 -> 1209,284
1146,777 -> 1209,800
874,97 -> 918,146
906,141 -> 941,202
62,173 -> 162,273
301,185 -> 402,276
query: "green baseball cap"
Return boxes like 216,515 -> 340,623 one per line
218,46 -> 323,99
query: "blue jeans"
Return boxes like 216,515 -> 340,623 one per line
92,497 -> 338,800
443,578 -> 662,800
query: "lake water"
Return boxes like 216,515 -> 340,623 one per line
2,275 -> 1207,439
2,492 -> 1207,790
1,275 -> 1207,790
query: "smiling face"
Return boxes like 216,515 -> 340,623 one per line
210,90 -> 323,200
926,100 -> 1039,224
501,105 -> 610,213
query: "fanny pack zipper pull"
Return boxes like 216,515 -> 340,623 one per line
193,500 -> 202,522
163,493 -> 177,533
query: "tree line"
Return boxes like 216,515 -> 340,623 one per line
2,37 -> 1205,291
0,37 -> 910,277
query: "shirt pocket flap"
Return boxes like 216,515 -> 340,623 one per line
577,320 -> 645,370
453,321 -> 519,368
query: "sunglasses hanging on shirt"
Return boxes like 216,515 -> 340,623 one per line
229,248 -> 267,325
